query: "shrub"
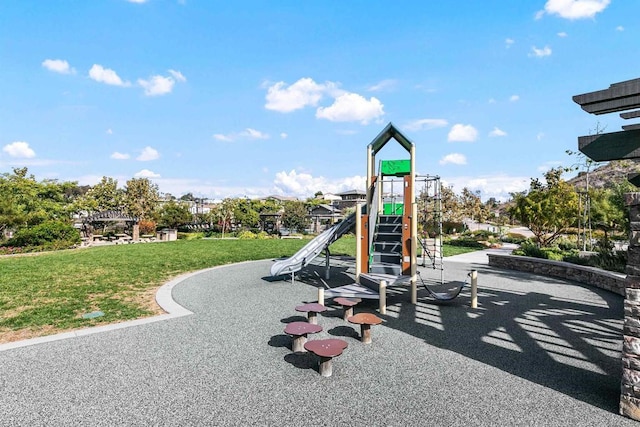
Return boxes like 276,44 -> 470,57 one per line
444,237 -> 485,249
6,221 -> 80,248
512,241 -> 546,258
237,230 -> 256,239
501,233 -> 528,244
256,231 -> 271,240
139,220 -> 156,235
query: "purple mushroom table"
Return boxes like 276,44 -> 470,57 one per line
284,321 -> 323,353
295,302 -> 327,324
333,297 -> 362,320
304,339 -> 348,377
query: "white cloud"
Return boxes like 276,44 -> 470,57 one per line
280,133 -> 288,139
168,69 -> 187,82
106,128 -> 113,135
505,38 -> 515,48
537,132 -> 545,141
136,146 -> 160,161
530,46 -> 552,57
367,79 -> 397,92
439,153 -> 467,165
213,128 -> 270,141
89,64 -> 130,87
265,78 -> 335,112
404,118 -> 448,131
489,127 -> 507,137
543,0 -> 610,20
616,26 -> 624,32
316,92 -> 384,124
138,70 -> 186,96
213,133 -> 233,142
2,141 -> 36,158
110,152 -> 130,160
558,32 -> 568,37
239,128 -> 269,139
448,124 -> 478,142
442,174 -> 530,202
127,0 -> 148,3
273,169 -> 366,198
510,95 -> 520,102
42,59 -> 75,75
134,169 -> 161,178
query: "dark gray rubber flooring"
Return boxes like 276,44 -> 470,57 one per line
0,257 -> 634,426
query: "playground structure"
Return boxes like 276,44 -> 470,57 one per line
272,122 -> 472,312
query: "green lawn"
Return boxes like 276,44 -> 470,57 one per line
0,236 -> 481,342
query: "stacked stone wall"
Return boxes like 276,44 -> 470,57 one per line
621,194 -> 640,420
487,253 -> 625,296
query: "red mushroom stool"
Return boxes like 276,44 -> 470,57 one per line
284,321 -> 323,353
347,313 -> 383,344
295,302 -> 327,324
304,339 -> 348,377
333,297 -> 361,320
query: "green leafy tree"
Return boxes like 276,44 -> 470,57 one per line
79,176 -> 124,213
509,168 -> 579,247
233,198 -> 260,230
281,200 -> 309,232
123,177 -> 160,220
156,200 -> 193,229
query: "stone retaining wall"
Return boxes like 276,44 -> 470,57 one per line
487,253 -> 626,296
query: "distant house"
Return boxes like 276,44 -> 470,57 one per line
335,189 -> 367,210
309,204 -> 343,233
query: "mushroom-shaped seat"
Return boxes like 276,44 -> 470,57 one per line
295,302 -> 327,324
333,297 -> 361,320
347,312 -> 383,344
304,339 -> 348,377
284,321 -> 323,352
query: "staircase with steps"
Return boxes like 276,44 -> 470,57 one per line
359,214 -> 409,293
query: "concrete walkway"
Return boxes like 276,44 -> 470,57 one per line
0,255 -> 634,426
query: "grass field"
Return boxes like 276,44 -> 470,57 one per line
0,236 -> 480,343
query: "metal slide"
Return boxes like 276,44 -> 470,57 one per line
270,213 -> 356,277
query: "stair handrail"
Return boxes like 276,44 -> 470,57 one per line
368,173 -> 382,263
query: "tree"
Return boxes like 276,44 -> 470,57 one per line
281,200 -> 309,232
460,187 -> 487,223
80,176 -> 124,212
233,198 -> 260,230
509,168 -> 579,247
123,178 -> 160,220
156,200 -> 192,229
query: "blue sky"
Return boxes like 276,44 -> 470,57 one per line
1,0 -> 638,201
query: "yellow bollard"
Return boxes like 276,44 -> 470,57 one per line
470,270 -> 478,309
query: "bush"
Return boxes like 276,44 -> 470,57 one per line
501,233 -> 528,244
237,230 -> 256,239
444,237 -> 485,249
139,220 -> 156,235
5,221 -> 80,249
512,241 -> 546,258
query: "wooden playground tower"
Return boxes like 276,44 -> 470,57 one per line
355,123 -> 419,305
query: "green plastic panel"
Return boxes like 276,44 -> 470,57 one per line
380,159 -> 411,176
383,203 -> 404,215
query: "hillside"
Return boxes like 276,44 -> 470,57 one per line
566,159 -> 640,190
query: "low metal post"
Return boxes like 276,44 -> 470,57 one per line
470,270 -> 478,308
318,287 -> 325,306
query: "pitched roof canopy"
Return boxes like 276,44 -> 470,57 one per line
368,122 -> 414,156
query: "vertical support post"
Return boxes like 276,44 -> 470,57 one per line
379,280 -> 387,314
318,287 -> 325,306
355,203 -> 363,281
411,201 -> 418,305
291,271 -> 294,284
325,249 -> 330,280
470,270 -> 478,309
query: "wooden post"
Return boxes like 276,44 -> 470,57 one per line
319,357 -> 332,377
379,280 -> 387,314
317,288 -> 325,306
411,201 -> 418,305
471,270 -> 478,309
361,325 -> 372,344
